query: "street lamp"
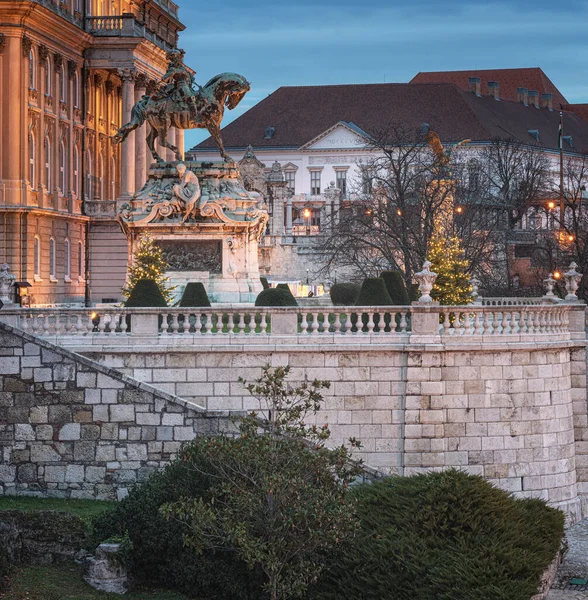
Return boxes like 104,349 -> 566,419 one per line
303,208 -> 312,236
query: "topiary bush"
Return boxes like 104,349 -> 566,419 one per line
255,287 -> 298,307
311,469 -> 565,600
125,278 -> 167,308
260,277 -> 270,290
329,283 -> 360,306
89,460 -> 262,599
355,278 -> 393,306
379,271 -> 409,305
179,282 -> 211,307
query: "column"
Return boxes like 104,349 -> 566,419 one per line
134,73 -> 147,189
167,126 -> 176,162
118,68 -> 135,199
176,128 -> 184,161
285,196 -> 293,236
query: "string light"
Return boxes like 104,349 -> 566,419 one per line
428,235 -> 473,305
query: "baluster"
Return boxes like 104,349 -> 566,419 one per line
341,312 -> 350,334
226,312 -> 234,334
19,314 -> 29,333
120,313 -> 128,334
205,312 -> 214,335
399,311 -> 408,333
333,311 -> 341,334
98,313 -> 107,334
544,310 -> 552,333
500,310 -> 509,334
473,311 -> 481,335
539,309 -> 548,334
519,310 -> 527,334
482,310 -> 492,335
311,312 -> 319,334
300,312 -> 308,334
193,313 -> 202,335
238,313 -> 246,334
442,310 -> 451,334
259,311 -> 267,334
42,314 -> 50,336
181,313 -> 190,334
529,311 -> 537,334
171,313 -> 179,335
30,314 -> 39,335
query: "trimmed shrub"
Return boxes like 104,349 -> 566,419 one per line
89,460 -> 262,599
329,283 -> 360,306
276,283 -> 297,301
408,282 -> 420,302
311,469 -> 565,600
179,282 -> 211,307
260,277 -> 270,290
255,287 -> 298,307
355,278 -> 393,306
125,278 -> 167,308
379,271 -> 409,305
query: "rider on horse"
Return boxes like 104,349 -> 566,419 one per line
151,49 -> 201,115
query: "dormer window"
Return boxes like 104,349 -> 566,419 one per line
264,126 -> 275,140
528,129 -> 540,142
563,135 -> 573,148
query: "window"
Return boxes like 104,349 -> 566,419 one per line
28,133 -> 36,188
49,238 -> 56,280
110,156 -> 116,200
44,58 -> 51,96
33,236 -> 41,279
285,171 -> 295,195
73,145 -> 80,197
60,66 -> 67,103
73,71 -> 79,108
29,50 -> 36,90
361,168 -> 373,195
78,241 -> 84,279
310,171 -> 321,196
59,140 -> 67,193
85,150 -> 92,199
64,239 -> 71,280
44,137 -> 51,190
98,154 -> 104,199
335,170 -> 347,199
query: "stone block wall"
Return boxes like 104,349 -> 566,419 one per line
0,322 -> 236,500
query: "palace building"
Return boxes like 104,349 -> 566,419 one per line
0,0 -> 187,306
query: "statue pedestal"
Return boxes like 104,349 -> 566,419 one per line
118,161 -> 268,304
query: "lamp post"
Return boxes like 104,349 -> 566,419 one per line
303,208 -> 312,236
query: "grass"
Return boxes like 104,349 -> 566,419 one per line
1,563 -> 188,600
0,497 -> 115,519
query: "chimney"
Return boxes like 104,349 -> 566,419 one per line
517,87 -> 528,105
487,81 -> 500,100
528,90 -> 539,108
541,93 -> 553,111
468,77 -> 481,97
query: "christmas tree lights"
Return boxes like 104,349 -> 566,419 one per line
428,235 -> 473,305
122,234 -> 175,303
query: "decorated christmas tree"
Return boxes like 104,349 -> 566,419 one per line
428,235 -> 472,305
123,234 -> 175,304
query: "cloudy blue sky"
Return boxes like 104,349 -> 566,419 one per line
176,0 -> 588,150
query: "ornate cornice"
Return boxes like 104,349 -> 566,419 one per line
22,35 -> 32,58
118,67 -> 136,83
105,79 -> 115,96
38,44 -> 49,63
135,72 -> 148,89
67,60 -> 77,80
53,53 -> 63,70
94,73 -> 103,87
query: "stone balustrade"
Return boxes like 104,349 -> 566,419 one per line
481,297 -> 545,306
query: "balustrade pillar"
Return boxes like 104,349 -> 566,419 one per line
285,197 -> 293,236
134,74 -> 147,190
118,68 -> 135,199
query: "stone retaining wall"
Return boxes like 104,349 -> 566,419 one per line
0,323 -> 237,500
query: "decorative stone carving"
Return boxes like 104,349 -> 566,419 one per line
83,543 -> 128,594
67,60 -> 77,80
0,33 -> 5,55
38,45 -> 49,63
94,73 -> 103,87
239,146 -> 266,192
470,276 -> 481,303
564,262 -> 583,301
543,274 -> 557,299
159,240 -> 222,273
53,53 -> 63,70
414,260 -> 438,303
117,67 -> 135,83
22,36 -> 32,58
267,161 -> 284,183
0,264 -> 16,305
105,79 -> 115,96
135,72 -> 148,90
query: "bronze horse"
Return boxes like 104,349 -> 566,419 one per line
112,73 -> 250,163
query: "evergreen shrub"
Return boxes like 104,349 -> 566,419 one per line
89,461 -> 261,599
179,282 -> 211,307
379,271 -> 409,305
329,283 -> 360,305
311,469 -> 565,600
260,277 -> 270,290
125,279 -> 167,308
276,283 -> 297,302
255,288 -> 298,307
355,278 -> 393,306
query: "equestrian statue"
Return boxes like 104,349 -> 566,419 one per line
112,49 -> 250,163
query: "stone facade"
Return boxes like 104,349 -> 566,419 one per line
0,322 -> 237,500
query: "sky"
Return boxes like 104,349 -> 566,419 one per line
176,0 -> 588,151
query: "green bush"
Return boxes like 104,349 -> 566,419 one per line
329,283 -> 360,305
260,277 -> 270,290
255,287 -> 298,307
379,271 -> 409,305
125,279 -> 167,308
355,278 -> 393,306
276,283 -> 297,301
178,282 -> 211,307
89,461 -> 262,599
311,469 -> 565,600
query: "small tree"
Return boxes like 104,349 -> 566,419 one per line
123,234 -> 175,303
162,365 -> 361,600
428,235 -> 473,305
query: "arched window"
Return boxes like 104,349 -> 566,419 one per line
64,239 -> 71,280
78,241 -> 84,279
73,71 -> 79,108
73,144 -> 80,197
33,236 -> 41,279
44,137 -> 51,190
85,150 -> 92,200
49,238 -> 56,279
44,58 -> 51,96
28,133 -> 36,188
60,66 -> 67,103
59,140 -> 67,193
98,153 -> 104,199
29,50 -> 36,90
110,156 -> 116,200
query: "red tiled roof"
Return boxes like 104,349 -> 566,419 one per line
410,68 -> 568,107
566,104 -> 588,123
194,82 -> 588,153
